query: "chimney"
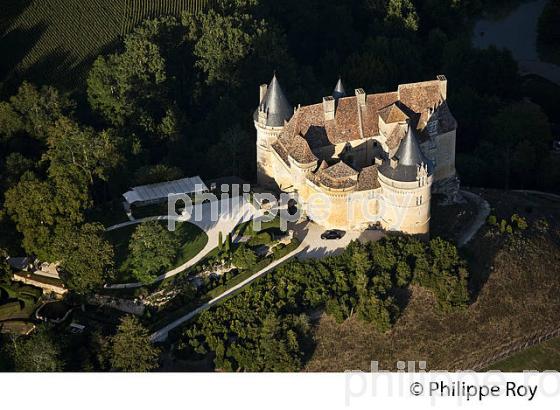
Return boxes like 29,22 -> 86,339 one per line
355,88 -> 366,106
323,96 -> 335,121
259,84 -> 268,104
436,75 -> 447,99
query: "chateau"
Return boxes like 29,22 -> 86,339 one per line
254,74 -> 459,235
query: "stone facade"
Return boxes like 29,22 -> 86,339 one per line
254,75 -> 458,235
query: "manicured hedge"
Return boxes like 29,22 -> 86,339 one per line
0,301 -> 23,321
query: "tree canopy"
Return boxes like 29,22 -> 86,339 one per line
129,221 -> 178,283
110,316 -> 160,372
179,236 -> 469,371
51,223 -> 115,294
7,327 -> 63,372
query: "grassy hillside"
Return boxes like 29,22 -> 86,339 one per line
0,0 -> 214,91
486,336 -> 560,372
307,190 -> 560,372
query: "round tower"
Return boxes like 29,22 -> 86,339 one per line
377,124 -> 433,236
254,74 -> 292,188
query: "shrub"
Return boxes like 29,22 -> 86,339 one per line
248,231 -> 272,247
224,234 -> 231,253
534,217 -> 550,233
0,301 -> 23,321
232,245 -> 257,270
128,221 -> 178,283
511,214 -> 528,230
487,215 -> 497,226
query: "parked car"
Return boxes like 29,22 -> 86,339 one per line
320,229 -> 346,240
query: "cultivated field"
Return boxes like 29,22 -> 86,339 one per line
0,0 -> 214,91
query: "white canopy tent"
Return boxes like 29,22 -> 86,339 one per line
123,176 -> 208,206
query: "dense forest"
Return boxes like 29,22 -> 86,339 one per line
1,0 -> 559,371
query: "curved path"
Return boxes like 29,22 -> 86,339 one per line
105,198 -> 261,289
150,243 -> 307,342
150,220 -> 384,342
457,190 -> 491,247
512,189 -> 560,201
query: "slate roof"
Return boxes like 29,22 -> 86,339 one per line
333,77 -> 347,99
254,74 -> 293,127
378,124 -> 433,182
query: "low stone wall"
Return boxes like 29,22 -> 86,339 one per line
88,295 -> 145,316
12,273 -> 68,296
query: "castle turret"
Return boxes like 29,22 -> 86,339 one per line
378,123 -> 433,236
254,73 -> 292,188
333,77 -> 346,100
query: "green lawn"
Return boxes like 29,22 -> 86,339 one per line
105,221 -> 208,283
486,337 -> 560,372
233,215 -> 281,237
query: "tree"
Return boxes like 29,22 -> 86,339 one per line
87,18 -> 183,146
110,316 -> 160,372
8,82 -> 74,141
356,293 -> 393,332
128,221 -> 178,283
4,172 -> 59,259
40,118 -> 121,222
44,117 -> 121,187
0,101 -> 22,140
232,244 -> 257,270
8,327 -> 63,372
0,247 -> 10,282
487,102 -> 551,189
395,260 -> 411,287
224,233 -> 232,253
132,164 -> 183,186
538,0 -> 560,49
206,125 -> 253,178
385,0 -> 419,31
2,153 -> 35,189
51,223 -> 115,294
183,9 -> 266,85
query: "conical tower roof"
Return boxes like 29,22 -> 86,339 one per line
379,123 -> 433,182
255,73 -> 293,127
395,124 -> 430,166
333,77 -> 346,99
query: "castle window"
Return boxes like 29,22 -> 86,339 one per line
416,195 -> 423,206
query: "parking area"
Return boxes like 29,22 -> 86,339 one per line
293,221 -> 384,260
